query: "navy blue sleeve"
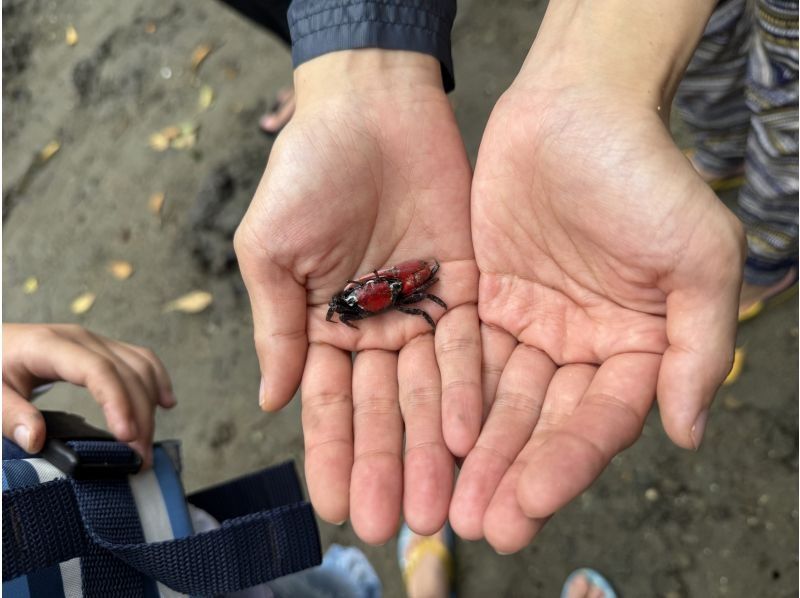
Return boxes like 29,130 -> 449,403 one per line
288,0 -> 457,91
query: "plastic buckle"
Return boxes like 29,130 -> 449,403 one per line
39,411 -> 142,479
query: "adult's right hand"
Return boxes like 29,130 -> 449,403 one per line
235,50 -> 479,544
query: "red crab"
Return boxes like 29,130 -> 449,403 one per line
326,259 -> 447,330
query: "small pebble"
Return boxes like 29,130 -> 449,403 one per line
160,66 -> 172,79
758,494 -> 770,506
709,483 -> 720,493
746,516 -> 760,527
645,488 -> 660,502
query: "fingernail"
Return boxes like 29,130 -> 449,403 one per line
258,378 -> 266,408
691,409 -> 709,450
13,425 -> 31,452
496,550 -> 513,556
162,389 -> 177,407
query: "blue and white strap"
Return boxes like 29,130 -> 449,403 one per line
3,441 -> 321,596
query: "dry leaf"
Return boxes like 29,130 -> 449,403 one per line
723,347 -> 745,386
171,122 -> 199,149
66,25 -> 79,46
171,132 -> 196,150
191,44 -> 213,73
39,140 -> 61,162
198,85 -> 214,110
163,290 -> 213,314
144,21 -> 157,34
148,133 -> 169,152
162,125 -> 181,140
23,277 -> 39,294
108,260 -> 134,280
148,192 -> 165,215
71,292 -> 96,315
178,122 -> 198,136
149,123 -> 198,151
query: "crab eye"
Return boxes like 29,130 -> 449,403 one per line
391,281 -> 402,292
345,294 -> 357,306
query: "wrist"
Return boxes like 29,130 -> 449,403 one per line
294,49 -> 445,112
515,0 -> 716,111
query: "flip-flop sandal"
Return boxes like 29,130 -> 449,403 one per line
723,346 -> 746,386
397,522 -> 455,597
684,149 -> 746,192
561,568 -> 618,598
739,269 -> 798,323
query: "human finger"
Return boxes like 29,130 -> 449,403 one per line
657,259 -> 741,449
116,341 -> 175,408
449,344 -> 554,540
350,349 -> 403,544
517,353 -> 660,519
301,342 -> 354,524
479,323 -> 517,418
235,223 -> 308,412
13,331 -> 138,441
2,383 -> 46,453
480,362 -> 595,552
398,334 -> 452,535
436,303 -> 482,457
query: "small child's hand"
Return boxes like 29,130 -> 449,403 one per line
3,323 -> 175,466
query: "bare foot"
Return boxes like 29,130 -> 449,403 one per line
562,569 -> 616,598
401,525 -> 452,598
739,267 -> 797,320
259,87 -> 295,133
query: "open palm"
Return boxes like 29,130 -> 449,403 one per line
235,79 -> 479,543
450,86 -> 744,553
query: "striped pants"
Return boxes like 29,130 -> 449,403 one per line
676,0 -> 799,285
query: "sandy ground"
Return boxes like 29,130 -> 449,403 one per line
3,1 -> 798,596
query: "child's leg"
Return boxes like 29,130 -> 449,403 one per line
738,0 -> 799,287
675,0 -> 752,177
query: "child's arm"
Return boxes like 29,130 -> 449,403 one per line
3,323 -> 175,466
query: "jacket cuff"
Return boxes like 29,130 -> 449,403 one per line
288,1 -> 457,92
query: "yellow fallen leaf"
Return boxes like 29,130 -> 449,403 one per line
66,25 -> 79,46
191,44 -> 213,73
168,122 -> 199,149
108,260 -> 134,280
71,292 -> 96,315
148,133 -> 169,152
723,347 -> 745,386
162,125 -> 181,140
144,21 -> 157,34
39,140 -> 61,162
171,132 -> 196,150
178,122 -> 198,136
148,192 -> 165,215
23,277 -> 39,294
163,290 -> 213,314
198,85 -> 214,110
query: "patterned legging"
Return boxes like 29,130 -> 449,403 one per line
676,0 -> 799,285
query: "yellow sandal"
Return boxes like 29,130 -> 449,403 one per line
398,523 -> 455,595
